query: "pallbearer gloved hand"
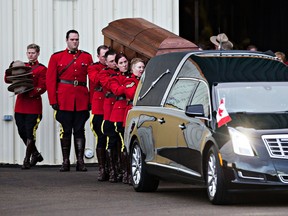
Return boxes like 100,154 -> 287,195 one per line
51,104 -> 59,110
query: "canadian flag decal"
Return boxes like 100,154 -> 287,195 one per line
216,98 -> 232,128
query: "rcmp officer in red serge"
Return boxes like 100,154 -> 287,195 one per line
123,58 -> 145,126
88,45 -> 109,181
46,29 -> 93,172
4,43 -> 47,169
109,53 -> 132,184
120,58 -> 145,183
99,49 -> 119,182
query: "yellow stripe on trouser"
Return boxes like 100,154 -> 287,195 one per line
101,120 -> 109,150
115,122 -> 125,152
32,114 -> 41,141
90,114 -> 98,146
54,110 -> 64,139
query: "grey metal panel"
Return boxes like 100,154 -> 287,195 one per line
0,0 -> 179,165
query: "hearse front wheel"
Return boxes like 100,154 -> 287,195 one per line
131,139 -> 159,192
206,145 -> 229,204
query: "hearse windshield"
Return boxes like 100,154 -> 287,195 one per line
214,82 -> 288,113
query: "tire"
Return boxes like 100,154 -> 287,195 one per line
130,139 -> 159,192
206,145 -> 230,205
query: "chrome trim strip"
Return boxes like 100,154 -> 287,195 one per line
237,171 -> 264,180
160,56 -> 189,106
178,166 -> 202,177
262,134 -> 288,159
146,161 -> 201,177
139,69 -> 170,100
190,50 -> 277,60
278,174 -> 288,184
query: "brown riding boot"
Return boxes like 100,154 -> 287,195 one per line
107,149 -> 117,183
116,141 -> 123,182
30,152 -> 44,166
121,151 -> 129,184
22,139 -> 35,169
59,138 -> 71,172
127,156 -> 132,185
74,138 -> 87,172
105,158 -> 110,179
96,148 -> 107,181
30,142 -> 43,166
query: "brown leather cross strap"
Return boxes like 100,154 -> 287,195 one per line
30,64 -> 41,72
58,50 -> 82,78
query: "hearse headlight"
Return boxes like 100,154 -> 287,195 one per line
228,127 -> 254,156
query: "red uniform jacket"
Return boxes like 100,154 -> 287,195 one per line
123,74 -> 140,126
99,67 -> 118,120
109,72 -> 131,123
4,61 -> 47,114
88,62 -> 106,115
46,49 -> 93,111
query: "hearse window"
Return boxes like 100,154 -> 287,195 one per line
189,81 -> 210,117
165,79 -> 198,110
178,57 -> 204,79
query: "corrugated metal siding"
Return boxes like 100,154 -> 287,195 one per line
0,0 -> 179,165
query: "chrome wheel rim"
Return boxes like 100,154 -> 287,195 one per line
131,144 -> 142,185
207,152 -> 217,199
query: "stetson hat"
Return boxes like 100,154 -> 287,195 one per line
6,72 -> 33,82
210,33 -> 233,50
5,60 -> 31,76
7,79 -> 34,95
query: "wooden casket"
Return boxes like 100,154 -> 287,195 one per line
102,18 -> 198,61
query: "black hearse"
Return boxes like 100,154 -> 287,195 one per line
124,50 -> 288,204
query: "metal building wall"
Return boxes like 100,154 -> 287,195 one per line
0,0 -> 179,165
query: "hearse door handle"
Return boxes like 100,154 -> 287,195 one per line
157,118 -> 165,124
179,123 -> 186,130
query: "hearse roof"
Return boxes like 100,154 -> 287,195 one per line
136,50 -> 288,106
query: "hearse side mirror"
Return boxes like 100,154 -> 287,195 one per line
185,104 -> 205,117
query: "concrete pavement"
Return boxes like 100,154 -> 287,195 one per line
0,164 -> 202,216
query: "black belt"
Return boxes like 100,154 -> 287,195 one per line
94,86 -> 103,92
105,92 -> 115,98
116,95 -> 126,101
58,79 -> 86,87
